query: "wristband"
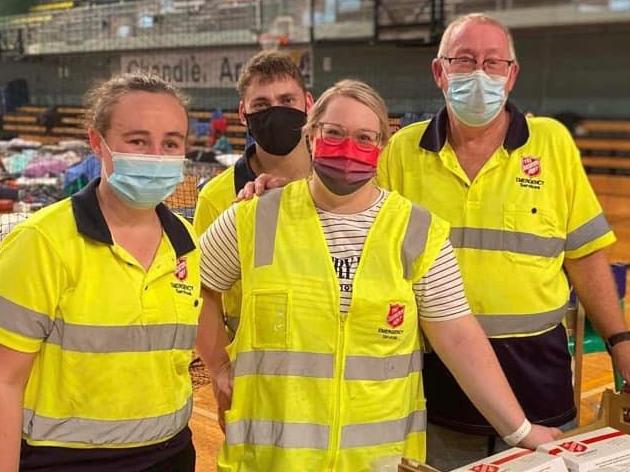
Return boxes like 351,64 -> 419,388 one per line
606,331 -> 630,352
502,418 -> 532,446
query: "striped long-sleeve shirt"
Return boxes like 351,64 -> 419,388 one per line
200,190 -> 470,321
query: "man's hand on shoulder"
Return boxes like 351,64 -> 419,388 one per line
236,174 -> 289,202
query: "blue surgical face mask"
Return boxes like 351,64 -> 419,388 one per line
445,70 -> 508,127
101,139 -> 184,209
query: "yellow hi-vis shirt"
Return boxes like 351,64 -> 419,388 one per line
193,146 -> 257,337
378,103 -> 615,339
377,102 -> 615,432
220,179 -> 450,471
0,179 -> 202,448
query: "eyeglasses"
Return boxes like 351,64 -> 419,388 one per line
316,122 -> 381,150
441,56 -> 514,75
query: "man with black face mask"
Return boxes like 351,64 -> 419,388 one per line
193,50 -> 313,427
193,50 -> 313,237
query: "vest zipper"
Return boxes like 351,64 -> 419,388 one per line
328,314 -> 346,470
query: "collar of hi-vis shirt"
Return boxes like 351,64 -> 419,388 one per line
419,101 -> 529,153
418,101 -> 529,185
71,177 -> 195,258
233,143 -> 258,194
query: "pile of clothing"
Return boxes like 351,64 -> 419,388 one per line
0,139 -> 92,215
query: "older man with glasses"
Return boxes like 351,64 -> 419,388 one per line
377,12 -> 630,470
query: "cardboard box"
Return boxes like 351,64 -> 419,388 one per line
398,458 -> 441,472
537,427 -> 630,472
450,448 -> 568,472
560,389 -> 630,437
399,391 -> 629,472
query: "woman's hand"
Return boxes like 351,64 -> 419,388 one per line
517,424 -> 563,450
211,360 -> 233,432
196,288 -> 233,432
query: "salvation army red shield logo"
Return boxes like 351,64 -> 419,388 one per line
559,441 -> 587,453
387,304 -> 405,328
470,464 -> 499,472
521,156 -> 541,177
175,257 -> 188,281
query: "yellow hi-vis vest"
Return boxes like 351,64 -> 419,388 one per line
220,179 -> 449,471
193,165 -> 242,338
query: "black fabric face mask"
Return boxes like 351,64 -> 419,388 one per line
245,106 -> 307,156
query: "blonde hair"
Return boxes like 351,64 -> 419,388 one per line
438,13 -> 517,61
304,79 -> 390,146
84,73 -> 189,135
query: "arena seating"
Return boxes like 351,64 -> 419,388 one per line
1,105 -> 85,144
1,105 -> 248,150
388,116 -> 401,134
572,119 -> 630,263
188,111 -> 246,152
9,109 -> 630,179
574,118 -> 630,175
2,106 -> 403,154
2,106 -> 47,139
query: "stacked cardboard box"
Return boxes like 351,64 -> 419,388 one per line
398,390 -> 630,472
452,448 -> 568,472
537,427 -> 630,471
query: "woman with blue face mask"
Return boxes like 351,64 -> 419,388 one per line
0,73 -> 202,471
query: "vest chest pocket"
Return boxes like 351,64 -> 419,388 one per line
252,290 -> 290,348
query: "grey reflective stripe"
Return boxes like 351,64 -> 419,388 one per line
0,297 -> 196,353
476,303 -> 568,337
450,227 -> 565,258
345,350 -> 422,380
226,419 -> 329,449
23,396 -> 192,445
234,351 -> 334,378
401,206 -> 432,279
341,410 -> 426,448
46,320 -> 197,353
566,214 -> 611,251
0,296 -> 53,339
254,188 -> 283,267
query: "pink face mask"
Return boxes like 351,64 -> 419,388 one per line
313,137 -> 380,195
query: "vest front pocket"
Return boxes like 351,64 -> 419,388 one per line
252,290 -> 290,348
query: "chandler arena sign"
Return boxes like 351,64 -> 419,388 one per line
121,47 -> 312,88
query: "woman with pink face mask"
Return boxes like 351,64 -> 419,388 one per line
198,79 -> 560,471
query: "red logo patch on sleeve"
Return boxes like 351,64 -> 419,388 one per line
387,303 -> 405,327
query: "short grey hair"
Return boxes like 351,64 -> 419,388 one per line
437,13 -> 517,61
